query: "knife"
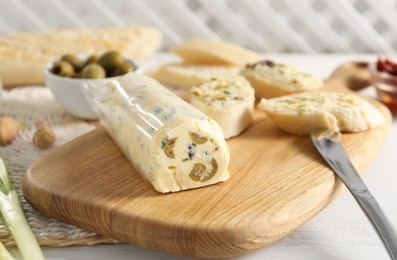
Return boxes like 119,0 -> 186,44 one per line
311,132 -> 397,260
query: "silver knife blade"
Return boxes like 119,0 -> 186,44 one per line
311,132 -> 397,260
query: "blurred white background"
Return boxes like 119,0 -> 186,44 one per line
0,0 -> 397,53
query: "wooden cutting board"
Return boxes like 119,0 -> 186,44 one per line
23,65 -> 391,258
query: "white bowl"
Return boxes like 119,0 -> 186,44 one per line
45,59 -> 138,120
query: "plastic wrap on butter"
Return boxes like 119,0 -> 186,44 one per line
84,73 -> 230,193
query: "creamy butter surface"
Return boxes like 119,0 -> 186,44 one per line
86,73 -> 230,193
190,76 -> 255,139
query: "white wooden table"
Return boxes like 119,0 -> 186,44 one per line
13,54 -> 396,260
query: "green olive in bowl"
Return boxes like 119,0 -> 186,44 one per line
51,61 -> 75,77
80,63 -> 106,79
61,54 -> 84,72
84,55 -> 98,66
112,63 -> 136,77
98,51 -> 125,72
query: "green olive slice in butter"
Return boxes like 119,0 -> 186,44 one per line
164,138 -> 177,158
189,158 -> 218,182
189,132 -> 208,144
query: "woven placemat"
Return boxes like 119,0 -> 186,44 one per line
0,87 -> 119,247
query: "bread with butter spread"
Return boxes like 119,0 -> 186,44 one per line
241,60 -> 324,98
258,92 -> 384,135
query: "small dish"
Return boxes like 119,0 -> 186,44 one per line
370,59 -> 397,112
45,58 -> 138,120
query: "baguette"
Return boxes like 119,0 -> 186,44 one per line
258,92 -> 384,135
241,60 -> 323,98
152,63 -> 240,88
0,27 -> 162,86
171,38 -> 261,66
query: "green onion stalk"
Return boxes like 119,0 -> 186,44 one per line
0,241 -> 13,260
0,157 -> 45,260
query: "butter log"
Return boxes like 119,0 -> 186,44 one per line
85,73 -> 230,193
190,77 -> 255,139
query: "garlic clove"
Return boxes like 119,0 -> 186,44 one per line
32,120 -> 56,149
0,116 -> 20,145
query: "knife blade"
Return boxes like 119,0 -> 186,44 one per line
311,132 -> 397,260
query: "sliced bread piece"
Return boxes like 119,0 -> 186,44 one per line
152,63 -> 240,88
258,92 -> 384,135
171,38 -> 261,66
190,76 -> 255,139
241,60 -> 324,98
